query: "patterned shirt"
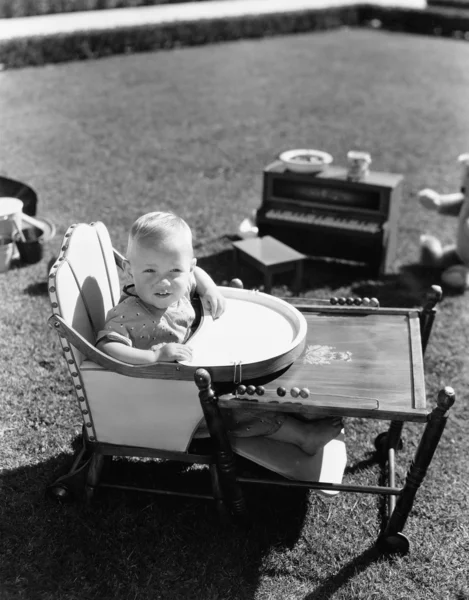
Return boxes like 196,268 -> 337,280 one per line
96,274 -> 196,351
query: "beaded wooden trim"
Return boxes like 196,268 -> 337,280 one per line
48,223 -> 98,442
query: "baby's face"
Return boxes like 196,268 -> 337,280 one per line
128,235 -> 195,310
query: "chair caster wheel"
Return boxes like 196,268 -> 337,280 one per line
377,532 -> 410,555
374,432 -> 403,457
48,484 -> 73,503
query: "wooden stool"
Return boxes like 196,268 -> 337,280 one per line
232,236 -> 306,294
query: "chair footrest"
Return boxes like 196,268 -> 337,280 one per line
231,431 -> 347,497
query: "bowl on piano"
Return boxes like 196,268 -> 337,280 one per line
279,149 -> 333,174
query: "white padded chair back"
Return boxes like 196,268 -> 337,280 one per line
49,222 -> 206,452
49,222 -> 121,366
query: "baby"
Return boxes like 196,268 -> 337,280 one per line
96,211 -> 225,364
97,211 -> 342,456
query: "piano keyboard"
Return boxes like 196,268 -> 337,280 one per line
265,209 -> 381,234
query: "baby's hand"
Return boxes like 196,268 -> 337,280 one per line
418,188 -> 441,211
201,286 -> 226,319
152,343 -> 193,362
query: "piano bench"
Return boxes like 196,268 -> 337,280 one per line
232,235 -> 306,294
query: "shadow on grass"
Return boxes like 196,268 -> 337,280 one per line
23,280 -> 49,296
0,449 -> 311,600
301,447 -> 399,600
197,249 -> 375,293
344,447 -> 393,534
303,543 -> 385,600
1,432 -> 401,600
198,247 -> 444,305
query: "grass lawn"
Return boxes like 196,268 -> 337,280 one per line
1,28 -> 469,600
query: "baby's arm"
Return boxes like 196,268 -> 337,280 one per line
194,266 -> 226,319
97,340 -> 159,365
419,188 -> 464,216
97,340 -> 193,364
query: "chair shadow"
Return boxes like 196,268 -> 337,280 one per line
302,544 -> 384,600
301,447 -> 396,600
0,447 -> 310,600
344,450 -> 390,535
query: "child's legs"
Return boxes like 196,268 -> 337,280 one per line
420,235 -> 460,269
266,415 -> 343,456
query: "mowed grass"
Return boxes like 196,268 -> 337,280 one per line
1,29 -> 469,600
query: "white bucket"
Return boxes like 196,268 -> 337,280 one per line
0,197 -> 24,238
0,235 -> 13,273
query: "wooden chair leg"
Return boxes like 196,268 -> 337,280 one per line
47,432 -> 91,502
84,453 -> 106,503
374,420 -> 403,459
379,387 -> 455,553
419,285 -> 442,354
195,369 -> 247,518
373,420 -> 405,516
209,463 -> 230,520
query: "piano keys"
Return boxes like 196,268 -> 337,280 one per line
256,161 -> 403,275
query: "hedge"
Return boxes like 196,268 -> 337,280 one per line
2,0 -> 469,19
0,5 -> 468,69
0,7 -> 361,68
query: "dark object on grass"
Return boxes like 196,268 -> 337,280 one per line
14,216 -> 56,264
0,175 -> 37,216
16,225 -> 44,264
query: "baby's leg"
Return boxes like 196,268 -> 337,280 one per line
266,415 -> 343,456
420,236 -> 459,269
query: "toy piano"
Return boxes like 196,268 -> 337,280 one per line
256,160 -> 403,275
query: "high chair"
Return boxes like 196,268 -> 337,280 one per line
48,222 -> 453,555
47,222 -> 346,516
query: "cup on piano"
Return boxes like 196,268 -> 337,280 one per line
347,151 -> 372,181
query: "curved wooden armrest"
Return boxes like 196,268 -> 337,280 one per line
48,314 -> 194,381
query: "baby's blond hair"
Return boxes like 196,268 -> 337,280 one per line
127,211 -> 192,257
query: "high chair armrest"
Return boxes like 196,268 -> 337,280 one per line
48,314 -> 194,381
113,247 -> 126,271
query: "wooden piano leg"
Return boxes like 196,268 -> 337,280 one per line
293,260 -> 304,295
194,369 -> 248,519
264,270 -> 273,294
378,387 -> 455,554
232,247 -> 240,279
